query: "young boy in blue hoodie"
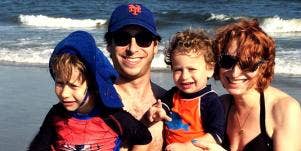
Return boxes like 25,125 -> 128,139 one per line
28,31 -> 151,151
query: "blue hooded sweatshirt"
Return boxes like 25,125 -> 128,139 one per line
49,30 -> 123,109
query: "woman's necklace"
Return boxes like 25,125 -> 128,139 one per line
235,105 -> 254,136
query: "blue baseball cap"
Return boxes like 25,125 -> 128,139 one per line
108,3 -> 159,36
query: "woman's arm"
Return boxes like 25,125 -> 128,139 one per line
272,96 -> 301,151
192,140 -> 226,151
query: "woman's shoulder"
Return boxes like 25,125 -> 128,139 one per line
265,86 -> 299,107
265,86 -> 300,123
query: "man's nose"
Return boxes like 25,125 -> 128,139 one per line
127,37 -> 139,55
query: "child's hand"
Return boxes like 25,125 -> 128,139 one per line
148,99 -> 172,123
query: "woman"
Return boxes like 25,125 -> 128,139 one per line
193,19 -> 300,151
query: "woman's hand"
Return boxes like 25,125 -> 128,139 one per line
166,142 -> 202,151
191,140 -> 226,151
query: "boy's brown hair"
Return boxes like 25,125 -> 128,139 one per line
51,53 -> 87,85
165,28 -> 215,67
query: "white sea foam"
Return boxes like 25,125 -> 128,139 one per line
206,14 -> 301,35
0,46 -> 169,69
261,16 -> 301,33
206,13 -> 242,21
19,14 -> 106,28
1,47 -> 300,75
274,47 -> 301,75
0,48 -> 52,65
275,57 -> 301,75
152,52 -> 169,70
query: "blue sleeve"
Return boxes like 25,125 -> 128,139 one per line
201,93 -> 225,144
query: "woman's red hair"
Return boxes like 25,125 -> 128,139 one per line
214,19 -> 275,91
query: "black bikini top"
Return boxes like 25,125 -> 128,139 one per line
222,92 -> 273,151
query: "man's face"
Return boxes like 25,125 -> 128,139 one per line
108,25 -> 158,80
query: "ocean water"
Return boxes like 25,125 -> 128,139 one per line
1,0 -> 301,75
0,0 -> 300,150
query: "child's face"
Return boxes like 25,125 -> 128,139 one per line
54,66 -> 89,112
172,52 -> 214,94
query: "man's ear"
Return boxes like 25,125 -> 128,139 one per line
107,45 -> 113,53
106,45 -> 114,58
153,40 -> 159,54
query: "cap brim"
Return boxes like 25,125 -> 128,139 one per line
109,18 -> 159,36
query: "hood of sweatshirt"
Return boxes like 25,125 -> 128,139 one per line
49,30 -> 123,109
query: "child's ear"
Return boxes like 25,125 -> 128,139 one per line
206,63 -> 215,78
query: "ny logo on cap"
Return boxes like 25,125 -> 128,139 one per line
128,4 -> 141,16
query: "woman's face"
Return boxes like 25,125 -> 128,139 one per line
218,41 -> 260,96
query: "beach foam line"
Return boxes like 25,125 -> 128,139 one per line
0,48 -> 170,70
261,16 -> 301,33
0,48 -> 51,65
275,58 -> 301,75
206,14 -> 301,34
1,47 -> 300,75
19,14 -> 106,28
205,13 -> 243,21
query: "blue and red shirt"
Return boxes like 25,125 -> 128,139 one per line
28,103 -> 151,151
162,85 -> 225,145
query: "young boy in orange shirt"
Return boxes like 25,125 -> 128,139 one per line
148,28 -> 225,151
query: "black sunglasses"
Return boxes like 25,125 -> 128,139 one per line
218,54 -> 265,72
112,31 -> 155,47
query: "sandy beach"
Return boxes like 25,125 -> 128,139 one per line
0,65 -> 300,150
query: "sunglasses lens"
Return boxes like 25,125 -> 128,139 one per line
135,32 -> 154,47
219,54 -> 265,72
219,55 -> 237,69
240,60 -> 264,72
113,32 -> 131,46
113,31 -> 154,47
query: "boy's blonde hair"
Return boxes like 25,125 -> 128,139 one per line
51,53 -> 87,84
165,28 -> 215,67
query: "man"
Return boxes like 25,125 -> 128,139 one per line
104,3 -> 166,151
